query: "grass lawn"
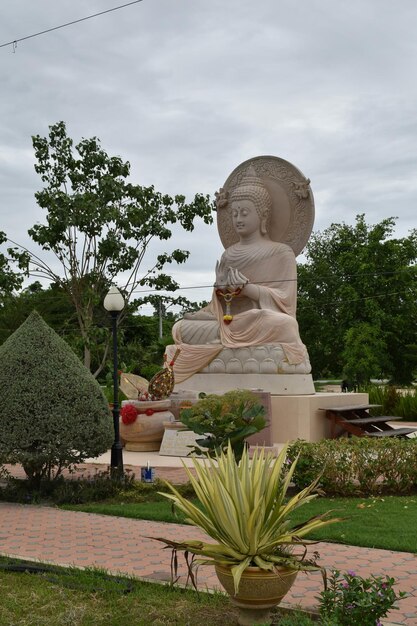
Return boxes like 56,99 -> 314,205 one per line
0,558 -> 314,626
0,558 -> 234,626
62,494 -> 417,553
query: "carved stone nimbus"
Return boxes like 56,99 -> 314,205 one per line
217,156 -> 314,257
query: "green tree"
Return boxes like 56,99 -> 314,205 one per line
297,215 -> 417,384
0,231 -> 22,300
0,311 -> 113,488
8,121 -> 213,375
0,282 -> 77,347
342,322 -> 389,385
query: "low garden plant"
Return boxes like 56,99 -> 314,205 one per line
366,383 -> 417,420
0,469 -> 194,506
179,389 -> 267,461
288,436 -> 417,495
318,569 -> 407,626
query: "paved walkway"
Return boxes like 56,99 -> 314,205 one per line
0,465 -> 416,625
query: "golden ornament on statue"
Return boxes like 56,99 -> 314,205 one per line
148,348 -> 181,399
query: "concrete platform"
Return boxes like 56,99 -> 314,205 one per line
269,391 -> 369,443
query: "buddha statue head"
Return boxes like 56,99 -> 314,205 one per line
228,166 -> 272,236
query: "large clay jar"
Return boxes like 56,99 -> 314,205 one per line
120,399 -> 174,452
214,564 -> 297,626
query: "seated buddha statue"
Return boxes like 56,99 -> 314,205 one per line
165,160 -> 313,393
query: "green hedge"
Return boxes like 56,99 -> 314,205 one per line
288,437 -> 417,495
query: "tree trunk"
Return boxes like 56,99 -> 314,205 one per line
84,345 -> 91,372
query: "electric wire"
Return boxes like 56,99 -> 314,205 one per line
4,265 -> 416,300
0,0 -> 144,50
0,288 -> 414,335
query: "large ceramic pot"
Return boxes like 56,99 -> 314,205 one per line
214,563 -> 297,626
120,399 -> 174,452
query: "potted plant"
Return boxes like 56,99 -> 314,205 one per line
179,389 -> 267,461
153,443 -> 341,626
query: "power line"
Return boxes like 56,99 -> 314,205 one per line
128,267 -> 417,296
0,0 -> 144,50
0,288 -> 415,334
2,265 -> 416,306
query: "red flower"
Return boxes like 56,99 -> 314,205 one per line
120,404 -> 139,425
145,408 -> 154,416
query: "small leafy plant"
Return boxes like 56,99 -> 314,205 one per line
318,569 -> 406,625
179,389 -> 266,461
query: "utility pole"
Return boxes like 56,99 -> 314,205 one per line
158,297 -> 163,339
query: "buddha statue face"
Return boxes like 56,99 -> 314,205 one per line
231,199 -> 261,238
229,181 -> 272,238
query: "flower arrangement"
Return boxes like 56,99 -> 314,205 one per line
120,404 -> 139,425
138,391 -> 157,402
318,569 -> 406,625
120,401 -> 160,425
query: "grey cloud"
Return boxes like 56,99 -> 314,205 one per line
0,0 -> 416,298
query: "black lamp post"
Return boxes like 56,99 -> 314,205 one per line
104,285 -> 125,474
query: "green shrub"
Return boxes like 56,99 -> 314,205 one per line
0,311 -> 113,487
366,384 -> 417,420
52,474 -> 193,505
179,389 -> 266,461
318,569 -> 406,625
0,471 -> 195,505
288,437 -> 417,495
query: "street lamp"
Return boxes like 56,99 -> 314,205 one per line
104,285 -> 125,474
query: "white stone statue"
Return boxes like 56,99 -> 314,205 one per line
166,156 -> 315,394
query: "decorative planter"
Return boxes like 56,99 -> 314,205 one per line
214,563 -> 298,626
120,399 -> 174,452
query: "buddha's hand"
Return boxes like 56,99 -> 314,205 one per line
214,259 -> 229,289
227,268 -> 249,291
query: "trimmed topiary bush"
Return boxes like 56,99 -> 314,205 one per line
0,311 -> 113,486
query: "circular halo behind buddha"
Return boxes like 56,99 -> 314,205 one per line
216,155 -> 314,257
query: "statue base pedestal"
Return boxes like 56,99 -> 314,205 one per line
269,392 -> 369,444
174,373 -> 315,395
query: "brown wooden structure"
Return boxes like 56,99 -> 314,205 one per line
321,404 -> 417,439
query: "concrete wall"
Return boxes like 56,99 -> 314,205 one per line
270,392 -> 369,444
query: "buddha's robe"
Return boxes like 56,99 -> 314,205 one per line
167,240 -> 308,383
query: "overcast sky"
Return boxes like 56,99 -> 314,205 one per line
1,0 -> 416,312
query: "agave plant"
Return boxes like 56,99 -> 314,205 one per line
154,443 -> 340,594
